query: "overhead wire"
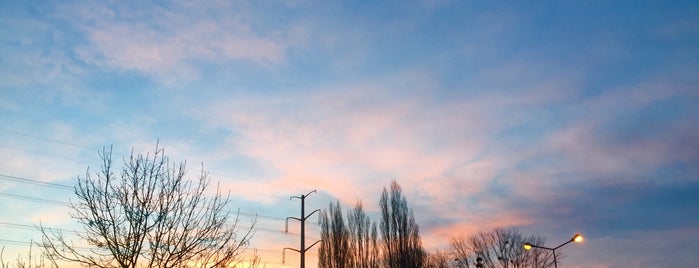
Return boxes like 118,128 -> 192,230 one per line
0,221 -> 67,233
0,173 -> 293,208
0,144 -> 97,166
0,173 -> 321,229
0,238 -> 35,247
0,174 -> 320,229
0,128 -> 325,254
0,237 -> 307,257
0,193 -> 69,206
0,222 -> 317,262
0,128 -> 310,200
0,174 -> 74,190
0,221 -> 311,240
0,190 -> 296,225
0,128 -> 96,151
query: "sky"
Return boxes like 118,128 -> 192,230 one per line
1,0 -> 698,267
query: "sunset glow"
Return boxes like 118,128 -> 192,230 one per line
1,1 -> 698,267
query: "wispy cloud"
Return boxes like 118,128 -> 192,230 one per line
191,69 -> 578,227
57,1 -> 299,84
2,1 -> 698,266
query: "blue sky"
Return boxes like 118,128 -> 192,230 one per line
1,0 -> 698,267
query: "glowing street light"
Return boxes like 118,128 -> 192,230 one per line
523,234 -> 583,268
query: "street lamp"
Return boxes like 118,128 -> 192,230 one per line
523,234 -> 583,268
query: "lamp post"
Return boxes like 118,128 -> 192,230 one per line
523,234 -> 583,268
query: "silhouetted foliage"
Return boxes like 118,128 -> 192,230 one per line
319,201 -> 350,268
379,181 -> 425,268
346,201 -> 379,268
38,145 -> 257,268
424,249 -> 451,268
320,181 -> 426,268
450,228 -> 555,268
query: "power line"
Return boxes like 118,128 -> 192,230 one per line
0,144 -> 97,166
0,128 -> 321,224
0,174 -> 73,190
0,238 -> 35,247
0,221 -> 81,236
0,174 -> 320,229
0,173 -> 294,206
0,192 -> 293,224
1,144 -> 299,201
0,128 -> 96,152
0,221 -> 40,232
0,221 -> 310,240
0,238 -> 305,257
0,173 -> 298,218
0,193 -> 69,206
0,238 -> 98,251
235,211 -> 285,221
0,220 -> 317,255
0,128 -> 309,196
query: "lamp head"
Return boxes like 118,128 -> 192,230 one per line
572,233 -> 584,243
523,242 -> 532,250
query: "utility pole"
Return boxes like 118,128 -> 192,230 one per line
283,190 -> 321,268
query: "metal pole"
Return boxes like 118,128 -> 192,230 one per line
300,194 -> 305,268
284,190 -> 320,268
524,234 -> 582,268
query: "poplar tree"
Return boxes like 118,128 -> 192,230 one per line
319,201 -> 350,268
347,201 -> 379,268
379,181 -> 425,268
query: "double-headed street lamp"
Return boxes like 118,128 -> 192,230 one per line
523,234 -> 583,268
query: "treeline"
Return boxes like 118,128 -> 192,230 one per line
319,180 -> 424,268
0,143 -> 556,268
319,181 -> 556,268
447,228 -> 556,268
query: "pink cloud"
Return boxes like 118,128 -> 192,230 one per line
66,2 -> 294,84
188,67 -> 694,263
195,73 -> 569,223
424,210 -> 533,248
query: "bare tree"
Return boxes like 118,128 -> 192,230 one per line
379,181 -> 425,268
242,249 -> 266,268
521,235 -> 555,268
346,201 -> 379,268
449,228 -> 555,268
38,145 -> 256,268
319,201 -> 350,268
424,249 -> 451,268
1,243 -> 57,268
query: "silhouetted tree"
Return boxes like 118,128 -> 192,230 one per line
346,201 -> 379,268
424,249 -> 451,268
1,244 -> 57,268
319,200 -> 380,268
38,145 -> 256,268
379,181 -> 425,268
319,201 -> 350,268
449,228 -> 554,268
522,235 -> 555,268
242,249 -> 266,268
